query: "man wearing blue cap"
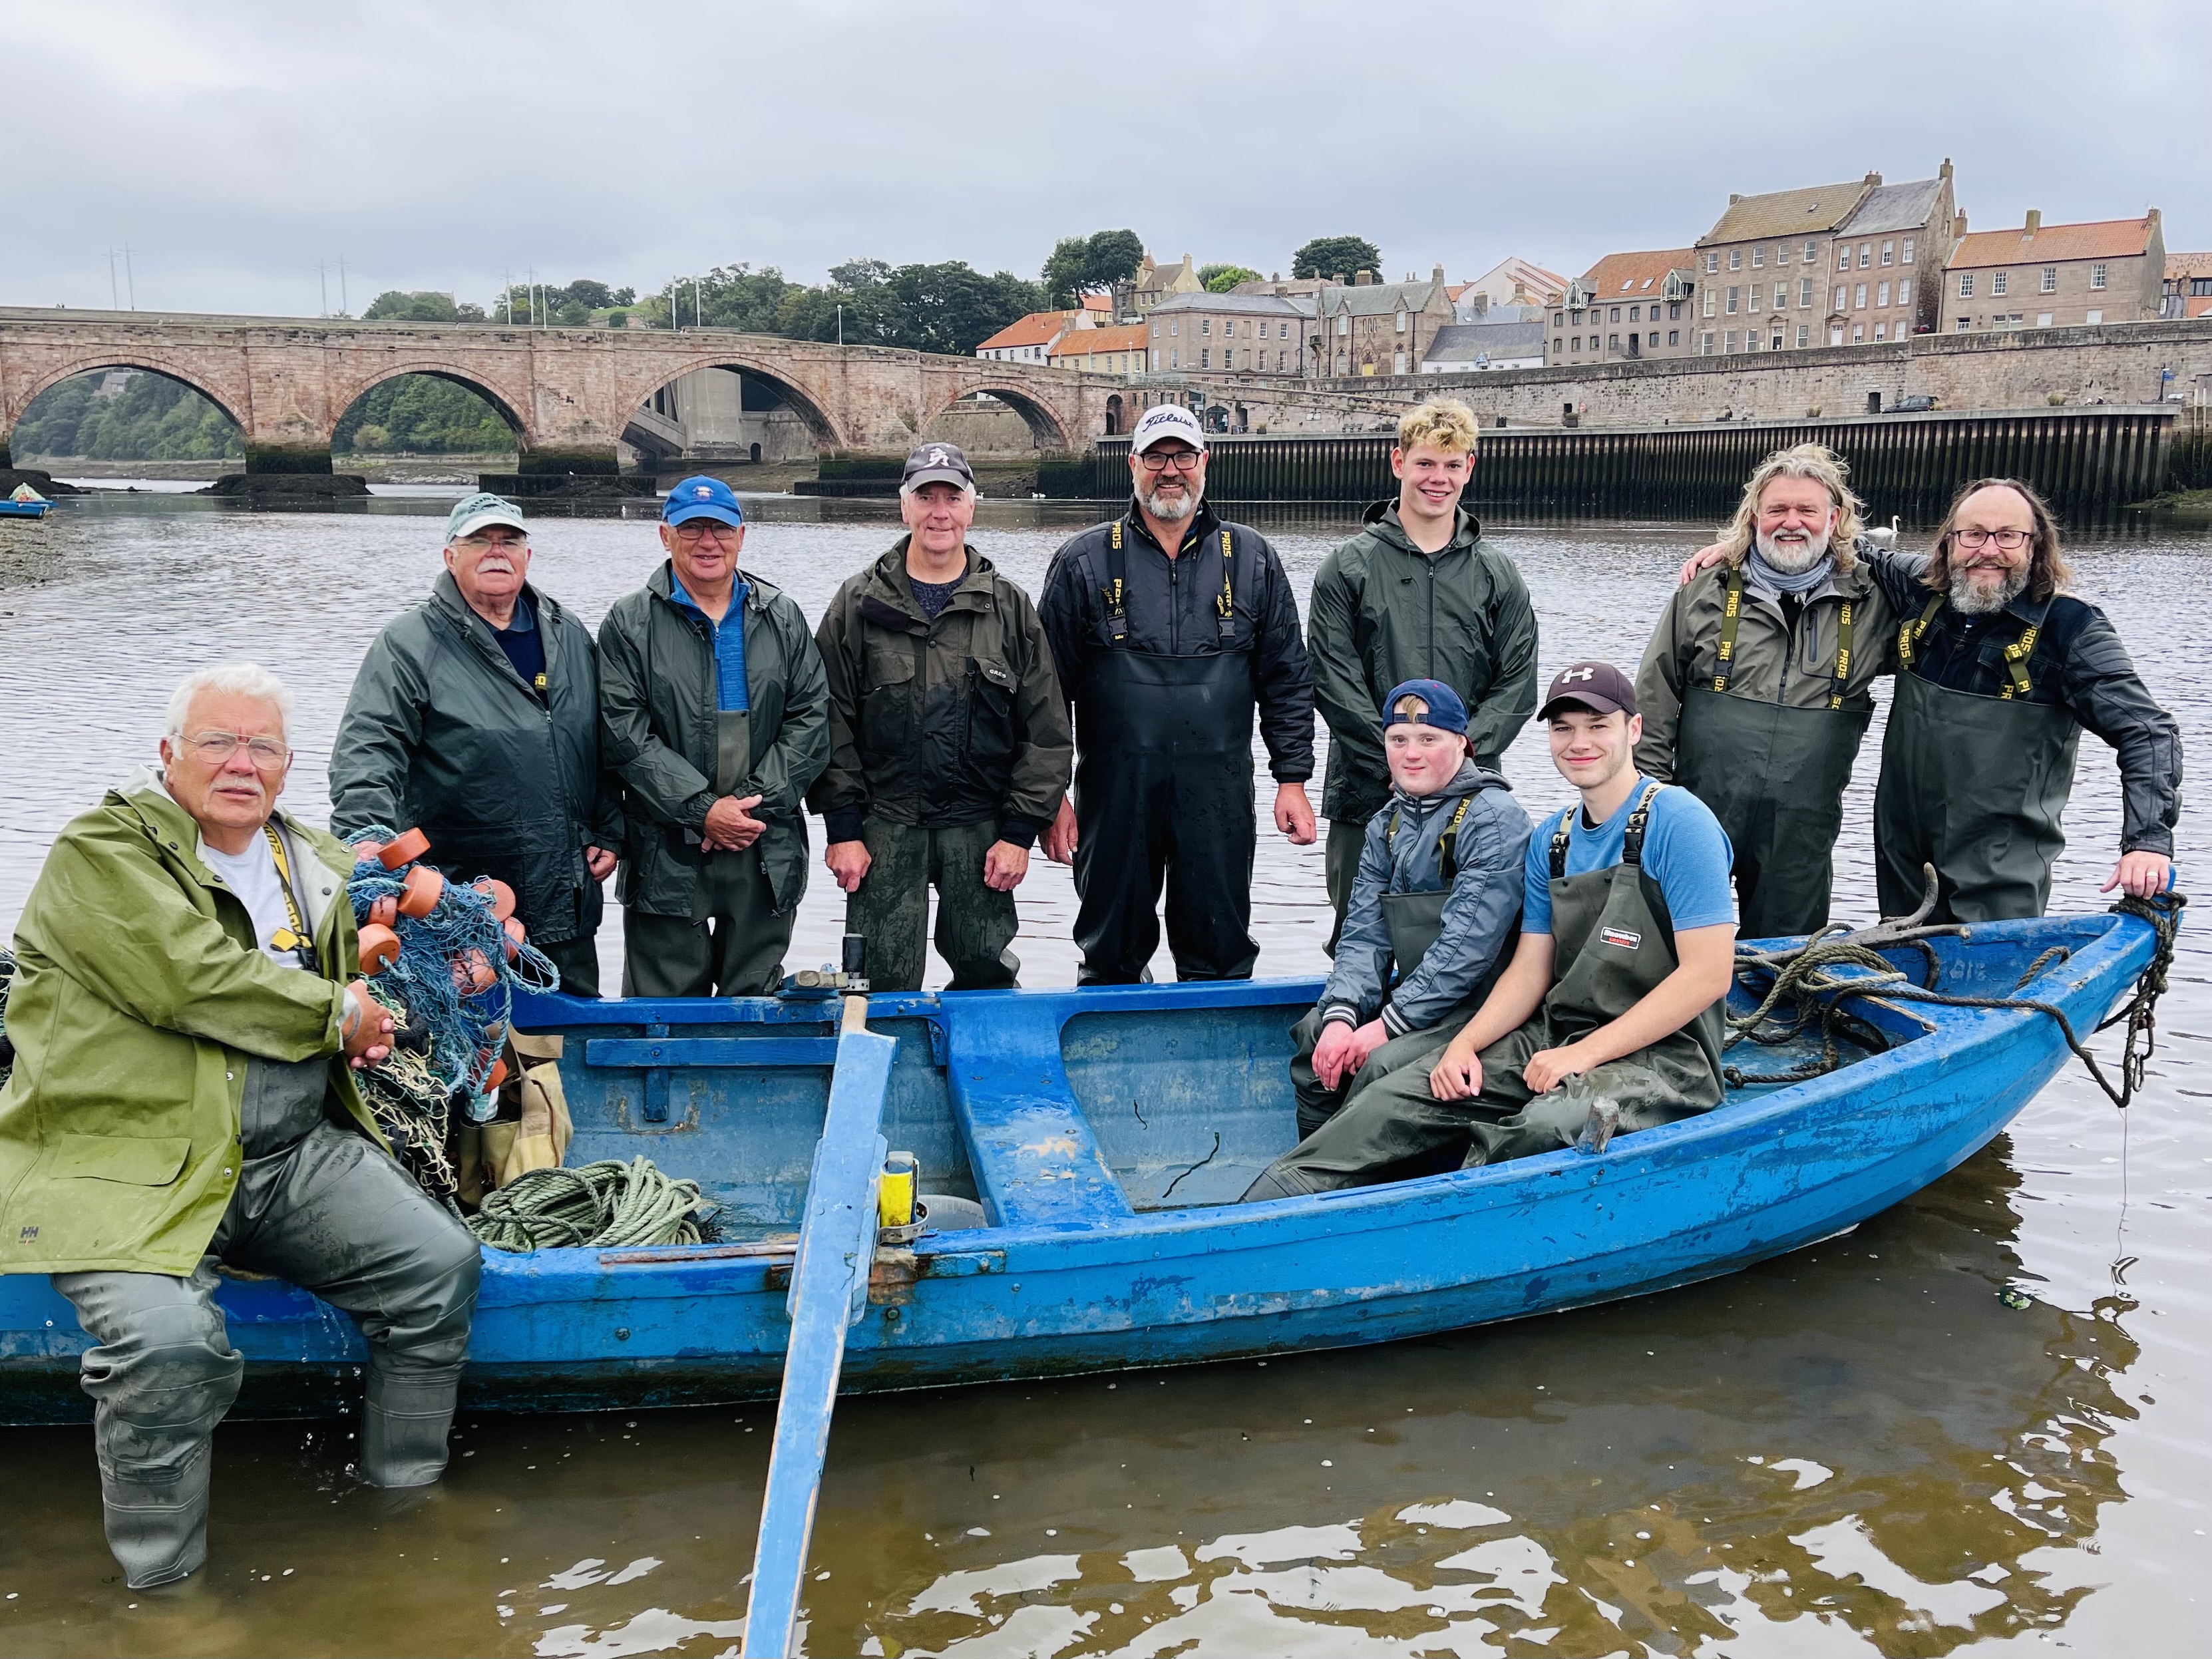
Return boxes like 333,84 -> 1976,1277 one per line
1241,679 -> 1528,1200
598,476 -> 830,996
334,491 -> 619,993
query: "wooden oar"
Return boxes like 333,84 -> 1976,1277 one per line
741,943 -> 894,1659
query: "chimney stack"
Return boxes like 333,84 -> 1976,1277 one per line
1355,270 -> 1376,286
1940,156 -> 1953,180
1433,263 -> 1445,284
1730,193 -> 1744,205
2024,209 -> 2042,237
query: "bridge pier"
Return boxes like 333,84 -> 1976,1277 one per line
244,445 -> 335,476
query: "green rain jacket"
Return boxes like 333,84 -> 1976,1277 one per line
0,772 -> 377,1277
598,562 -> 831,917
1308,501 -> 1540,825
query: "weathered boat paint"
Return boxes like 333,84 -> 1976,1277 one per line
0,912 -> 2157,1425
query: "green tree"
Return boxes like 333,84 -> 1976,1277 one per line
1041,236 -> 1089,307
1200,264 -> 1262,293
13,370 -> 244,461
1042,229 -> 1145,306
565,279 -> 615,310
363,289 -> 462,322
1292,235 -> 1382,281
333,374 -> 514,455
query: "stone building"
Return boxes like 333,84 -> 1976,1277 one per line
1147,292 -> 1315,375
1316,268 -> 1456,377
1047,321 -> 1150,376
1551,248 -> 1698,366
1690,165 -> 1955,356
2165,252 -> 2212,320
975,309 -> 1078,365
1127,254 -> 1204,317
1944,211 -> 2169,333
1423,319 -> 1545,372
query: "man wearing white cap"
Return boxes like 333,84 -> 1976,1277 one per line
1039,405 -> 1317,983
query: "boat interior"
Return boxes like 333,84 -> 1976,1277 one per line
514,914 -> 2129,1244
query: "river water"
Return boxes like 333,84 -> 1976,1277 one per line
0,489 -> 2205,1656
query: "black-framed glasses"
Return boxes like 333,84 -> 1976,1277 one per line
1139,449 -> 1202,472
673,521 -> 742,542
1950,528 -> 2031,551
180,731 -> 291,769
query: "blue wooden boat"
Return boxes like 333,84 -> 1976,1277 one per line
0,496 -> 53,519
0,908 -> 2168,1427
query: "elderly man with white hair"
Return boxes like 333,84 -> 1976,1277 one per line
0,663 -> 481,1589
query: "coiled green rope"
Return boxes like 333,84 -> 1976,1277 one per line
468,1157 -> 722,1252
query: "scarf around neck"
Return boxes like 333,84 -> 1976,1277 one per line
1744,542 -> 1833,596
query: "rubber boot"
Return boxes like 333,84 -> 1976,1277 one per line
100,1446 -> 214,1590
360,1356 -> 462,1488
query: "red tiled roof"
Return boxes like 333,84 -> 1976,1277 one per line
976,310 -> 1075,351
1049,323 -> 1149,359
1950,217 -> 2156,268
1580,248 -> 1698,297
1080,293 -> 1114,313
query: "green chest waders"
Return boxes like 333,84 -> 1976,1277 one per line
1874,601 -> 2080,922
1674,569 -> 1870,939
693,709 -> 755,922
1539,784 -> 1726,1109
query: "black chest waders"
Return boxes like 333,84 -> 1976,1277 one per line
1376,793 -> 1520,1023
1875,598 -> 2082,923
692,707 -> 755,921
1674,567 -> 1871,939
1071,520 -> 1260,982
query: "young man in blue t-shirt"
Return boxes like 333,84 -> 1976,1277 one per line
1242,662 -> 1738,1196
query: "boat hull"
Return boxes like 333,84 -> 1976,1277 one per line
0,912 -> 2153,1424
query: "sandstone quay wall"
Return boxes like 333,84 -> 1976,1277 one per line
1379,318 -> 2212,427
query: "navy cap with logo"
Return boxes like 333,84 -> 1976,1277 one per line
902,441 -> 976,491
663,474 -> 744,528
1537,660 -> 1638,721
1382,677 -> 1470,734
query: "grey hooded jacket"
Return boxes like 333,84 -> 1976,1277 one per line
1321,760 -> 1531,1037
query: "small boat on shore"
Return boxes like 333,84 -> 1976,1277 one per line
1,485 -> 53,519
0,905 -> 2172,1426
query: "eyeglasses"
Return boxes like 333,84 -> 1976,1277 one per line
179,731 -> 291,769
1950,528 -> 2032,551
672,521 -> 742,542
1139,449 -> 1203,472
454,532 -> 528,552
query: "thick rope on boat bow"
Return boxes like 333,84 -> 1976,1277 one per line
467,1157 -> 722,1252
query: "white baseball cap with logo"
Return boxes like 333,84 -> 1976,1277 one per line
1129,405 -> 1208,455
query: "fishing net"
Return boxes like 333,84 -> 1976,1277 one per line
347,825 -> 561,1200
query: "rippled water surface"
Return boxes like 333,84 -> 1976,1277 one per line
1,489 -> 2206,1656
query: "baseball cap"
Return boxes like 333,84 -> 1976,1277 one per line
1537,661 -> 1638,721
902,441 -> 976,491
1130,405 -> 1208,455
1382,678 -> 1470,734
445,490 -> 528,543
663,474 -> 745,528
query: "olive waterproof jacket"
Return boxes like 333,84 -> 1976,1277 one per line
0,773 -> 378,1277
1307,501 -> 1539,824
598,562 -> 830,917
809,540 -> 1073,847
329,572 -> 618,946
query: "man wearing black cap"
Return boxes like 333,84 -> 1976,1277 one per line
598,475 -> 830,996
809,444 -> 1072,991
1245,662 -> 1737,1195
1038,404 -> 1317,984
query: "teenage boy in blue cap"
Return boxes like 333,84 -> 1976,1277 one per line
1246,662 -> 1736,1196
598,476 -> 830,996
1242,679 -> 1528,1200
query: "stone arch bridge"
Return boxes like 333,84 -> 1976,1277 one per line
0,308 -> 1411,476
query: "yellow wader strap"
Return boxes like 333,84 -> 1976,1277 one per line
1103,520 -> 1128,643
2000,624 -> 2039,700
1385,794 -> 1474,880
1897,596 -> 1944,670
260,822 -> 317,966
1829,596 -> 1855,711
1716,564 -> 1854,709
1216,527 -> 1236,642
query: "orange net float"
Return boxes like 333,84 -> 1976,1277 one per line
378,828 -> 432,870
502,915 -> 527,962
398,865 -> 445,918
485,1057 -> 509,1091
472,877 -> 517,922
367,894 -> 399,930
357,924 -> 401,974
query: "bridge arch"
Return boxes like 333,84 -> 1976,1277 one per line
925,380 -> 1076,450
8,353 -> 251,442
326,360 -> 530,445
629,357 -> 848,455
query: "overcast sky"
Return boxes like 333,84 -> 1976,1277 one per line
5,0 -> 2205,317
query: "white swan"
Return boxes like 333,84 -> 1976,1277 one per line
1863,513 -> 1901,550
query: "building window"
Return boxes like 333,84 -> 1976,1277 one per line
1773,281 -> 1787,308
1668,329 -> 1680,345
2195,278 -> 2212,296
1200,318 -> 1210,335
1724,330 -> 1738,351
1804,240 -> 1820,263
1799,278 -> 1814,307
1795,324 -> 1809,347
1606,306 -> 1617,322
1395,310 -> 1407,333
1836,244 -> 1853,270
1199,348 -> 1208,367
1954,317 -> 1970,332
1393,350 -> 1405,373
1859,243 -> 1871,267
1899,277 -> 1913,308
1874,323 -> 1886,341
1729,249 -> 1742,271
2091,264 -> 2108,289
1852,324 -> 1865,343
1903,237 -> 1915,265
2086,309 -> 2104,324
1882,240 -> 1895,266
1628,305 -> 1640,322
1752,246 -> 1765,268
1170,319 -> 1179,336
1855,283 -> 1868,308
1833,325 -> 1847,345
2041,267 -> 2058,293
1668,301 -> 1681,319
1835,285 -> 1847,309
1570,336 -> 1580,351
1704,252 -> 1718,274
1958,273 -> 1974,297
1703,291 -> 1717,317
1726,285 -> 1740,314
1777,244 -> 1791,265
1877,280 -> 1891,306
1171,348 -> 1179,367
1992,272 -> 2008,296
1700,331 -> 1715,354
1553,311 -> 1565,327
2036,313 -> 2052,328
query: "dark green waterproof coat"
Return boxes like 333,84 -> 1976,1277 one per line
808,540 -> 1073,847
1307,501 -> 1540,824
330,572 -> 617,945
598,562 -> 830,918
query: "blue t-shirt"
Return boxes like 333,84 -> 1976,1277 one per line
489,590 -> 546,698
1523,776 -> 1736,937
671,576 -> 752,711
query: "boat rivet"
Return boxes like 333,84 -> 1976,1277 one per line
883,1306 -> 901,1322
616,1327 -> 631,1340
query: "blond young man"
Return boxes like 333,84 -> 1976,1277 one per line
1308,398 -> 1539,952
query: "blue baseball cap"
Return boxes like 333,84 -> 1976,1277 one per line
1382,678 -> 1469,733
663,474 -> 744,528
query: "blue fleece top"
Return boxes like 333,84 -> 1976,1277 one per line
670,575 -> 751,711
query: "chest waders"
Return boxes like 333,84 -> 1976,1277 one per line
1875,598 -> 2080,923
1378,796 -> 1471,978
1072,521 -> 1259,982
1674,567 -> 1869,939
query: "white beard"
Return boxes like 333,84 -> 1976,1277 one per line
1141,484 -> 1198,522
1754,526 -> 1830,574
1950,562 -> 2028,615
